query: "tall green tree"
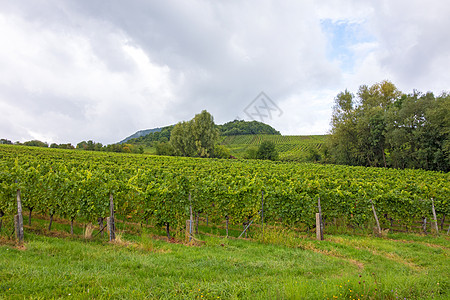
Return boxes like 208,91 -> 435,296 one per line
170,121 -> 196,157
386,92 -> 449,171
170,110 -> 219,158
329,90 -> 359,165
191,110 -> 219,157
329,81 -> 449,171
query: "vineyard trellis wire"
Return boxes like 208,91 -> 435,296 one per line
0,144 -> 448,239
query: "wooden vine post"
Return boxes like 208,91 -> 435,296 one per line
316,197 -> 324,240
225,216 -> 229,238
315,213 -> 322,240
261,191 -> 264,238
371,199 -> 381,236
186,193 -> 193,242
431,198 -> 439,234
107,193 -> 115,241
15,189 -> 24,243
422,217 -> 428,235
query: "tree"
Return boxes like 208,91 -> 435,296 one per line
170,121 -> 196,157
385,92 -> 449,171
0,139 -> 12,144
24,140 -> 48,147
329,81 -> 449,171
191,110 -> 219,157
219,120 -> 280,135
256,141 -> 278,160
329,90 -> 359,165
170,110 -> 219,158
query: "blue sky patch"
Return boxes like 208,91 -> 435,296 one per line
320,19 -> 375,72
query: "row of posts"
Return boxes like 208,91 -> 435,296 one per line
13,189 -> 116,243
316,198 -> 444,240
10,189 -> 448,243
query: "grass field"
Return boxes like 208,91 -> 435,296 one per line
1,215 -> 448,299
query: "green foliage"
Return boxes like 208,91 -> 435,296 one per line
0,139 -> 13,145
219,120 -> 280,135
170,110 -> 219,158
256,141 -> 278,160
155,142 -> 175,156
75,140 -> 143,154
50,143 -> 75,149
307,147 -> 322,162
244,146 -> 258,159
214,145 -> 231,159
170,121 -> 196,156
77,140 -> 103,151
124,120 -> 279,154
126,126 -> 173,147
23,140 -> 49,147
0,144 -> 448,235
330,81 -> 450,171
192,110 -> 219,157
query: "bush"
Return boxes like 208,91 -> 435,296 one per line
257,141 -> 278,160
214,145 -> 231,159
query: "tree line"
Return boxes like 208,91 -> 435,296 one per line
126,119 -> 280,149
328,80 -> 449,172
1,138 -> 144,154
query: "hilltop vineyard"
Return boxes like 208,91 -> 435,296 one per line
0,144 -> 448,235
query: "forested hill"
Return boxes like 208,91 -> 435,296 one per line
119,127 -> 164,144
121,120 -> 279,145
219,120 -> 280,135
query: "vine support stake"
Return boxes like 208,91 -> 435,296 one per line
189,193 -> 193,242
261,190 -> 264,238
109,193 -> 115,241
225,216 -> 229,238
15,189 -> 24,243
317,197 -> 324,240
316,213 -> 322,240
239,219 -> 254,238
431,198 -> 439,234
422,217 -> 427,235
371,199 -> 381,236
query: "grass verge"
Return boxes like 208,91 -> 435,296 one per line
0,218 -> 448,299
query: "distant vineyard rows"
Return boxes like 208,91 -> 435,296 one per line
219,134 -> 326,159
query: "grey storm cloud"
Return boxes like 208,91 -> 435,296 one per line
0,0 -> 448,144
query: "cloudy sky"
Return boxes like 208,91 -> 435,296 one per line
1,0 -> 449,144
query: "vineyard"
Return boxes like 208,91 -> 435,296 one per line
218,134 -> 327,160
1,144 -> 448,238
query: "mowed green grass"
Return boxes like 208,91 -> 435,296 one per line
0,217 -> 449,299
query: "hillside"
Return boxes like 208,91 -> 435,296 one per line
219,120 -> 280,135
119,127 -> 164,144
219,134 -> 328,161
121,120 -> 279,148
120,119 -> 327,161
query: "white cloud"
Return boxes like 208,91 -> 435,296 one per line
0,9 -> 176,144
0,1 -> 448,144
